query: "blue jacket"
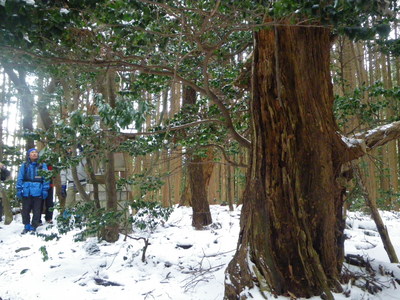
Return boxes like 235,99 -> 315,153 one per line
16,161 -> 50,199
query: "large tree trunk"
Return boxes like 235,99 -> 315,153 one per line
225,22 -> 348,299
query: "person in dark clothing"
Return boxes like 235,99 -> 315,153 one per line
16,148 -> 50,234
41,164 -> 54,224
0,163 -> 11,222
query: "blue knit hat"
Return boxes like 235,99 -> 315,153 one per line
27,148 -> 39,162
27,148 -> 38,156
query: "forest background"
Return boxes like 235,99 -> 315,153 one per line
1,1 -> 400,299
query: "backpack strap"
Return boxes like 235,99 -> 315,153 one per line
23,162 -> 44,182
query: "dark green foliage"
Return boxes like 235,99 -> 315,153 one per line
56,202 -> 124,242
37,109 -> 109,176
96,94 -> 153,131
334,82 -> 399,129
118,175 -> 164,198
130,200 -> 173,233
54,199 -> 172,245
39,245 -> 49,262
36,232 -> 60,242
269,0 -> 398,42
379,39 -> 400,56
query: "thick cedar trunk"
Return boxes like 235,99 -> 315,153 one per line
225,23 -> 348,299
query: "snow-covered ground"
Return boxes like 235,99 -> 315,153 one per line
0,205 -> 400,300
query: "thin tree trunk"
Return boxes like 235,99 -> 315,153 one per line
161,149 -> 170,207
382,53 -> 398,207
103,151 -> 119,242
86,157 -> 101,209
4,66 -> 34,150
355,41 -> 379,212
171,82 -> 182,204
95,68 -> 120,242
189,158 -> 212,229
227,163 -> 234,211
0,69 -> 12,224
353,164 -> 399,263
182,85 -> 213,228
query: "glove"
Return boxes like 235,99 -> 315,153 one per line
16,190 -> 22,200
42,191 -> 48,200
61,185 -> 67,198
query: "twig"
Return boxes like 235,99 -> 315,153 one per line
181,263 -> 225,292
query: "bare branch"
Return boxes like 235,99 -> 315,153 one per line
202,144 -> 248,168
116,118 -> 224,139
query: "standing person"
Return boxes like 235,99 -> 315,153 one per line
0,163 -> 11,222
41,164 -> 54,224
16,148 -> 50,234
60,148 -> 88,208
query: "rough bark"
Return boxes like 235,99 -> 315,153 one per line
189,157 -> 213,229
225,22 -> 348,299
183,85 -> 213,228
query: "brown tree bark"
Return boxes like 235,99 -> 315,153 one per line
97,69 -> 120,242
225,22 -> 348,299
103,150 -> 119,242
171,81 -> 183,204
183,85 -> 213,228
189,157 -> 213,229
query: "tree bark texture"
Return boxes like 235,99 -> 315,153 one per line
189,157 -> 213,229
183,85 -> 213,228
225,23 -> 349,299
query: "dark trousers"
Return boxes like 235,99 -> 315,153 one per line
41,186 -> 54,222
22,196 -> 42,228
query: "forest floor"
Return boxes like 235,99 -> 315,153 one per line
0,205 -> 400,300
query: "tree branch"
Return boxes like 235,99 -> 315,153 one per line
343,121 -> 400,161
117,119 -> 225,139
201,144 -> 248,168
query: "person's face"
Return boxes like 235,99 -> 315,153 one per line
29,150 -> 39,161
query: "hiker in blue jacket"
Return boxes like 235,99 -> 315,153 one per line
16,148 -> 50,234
